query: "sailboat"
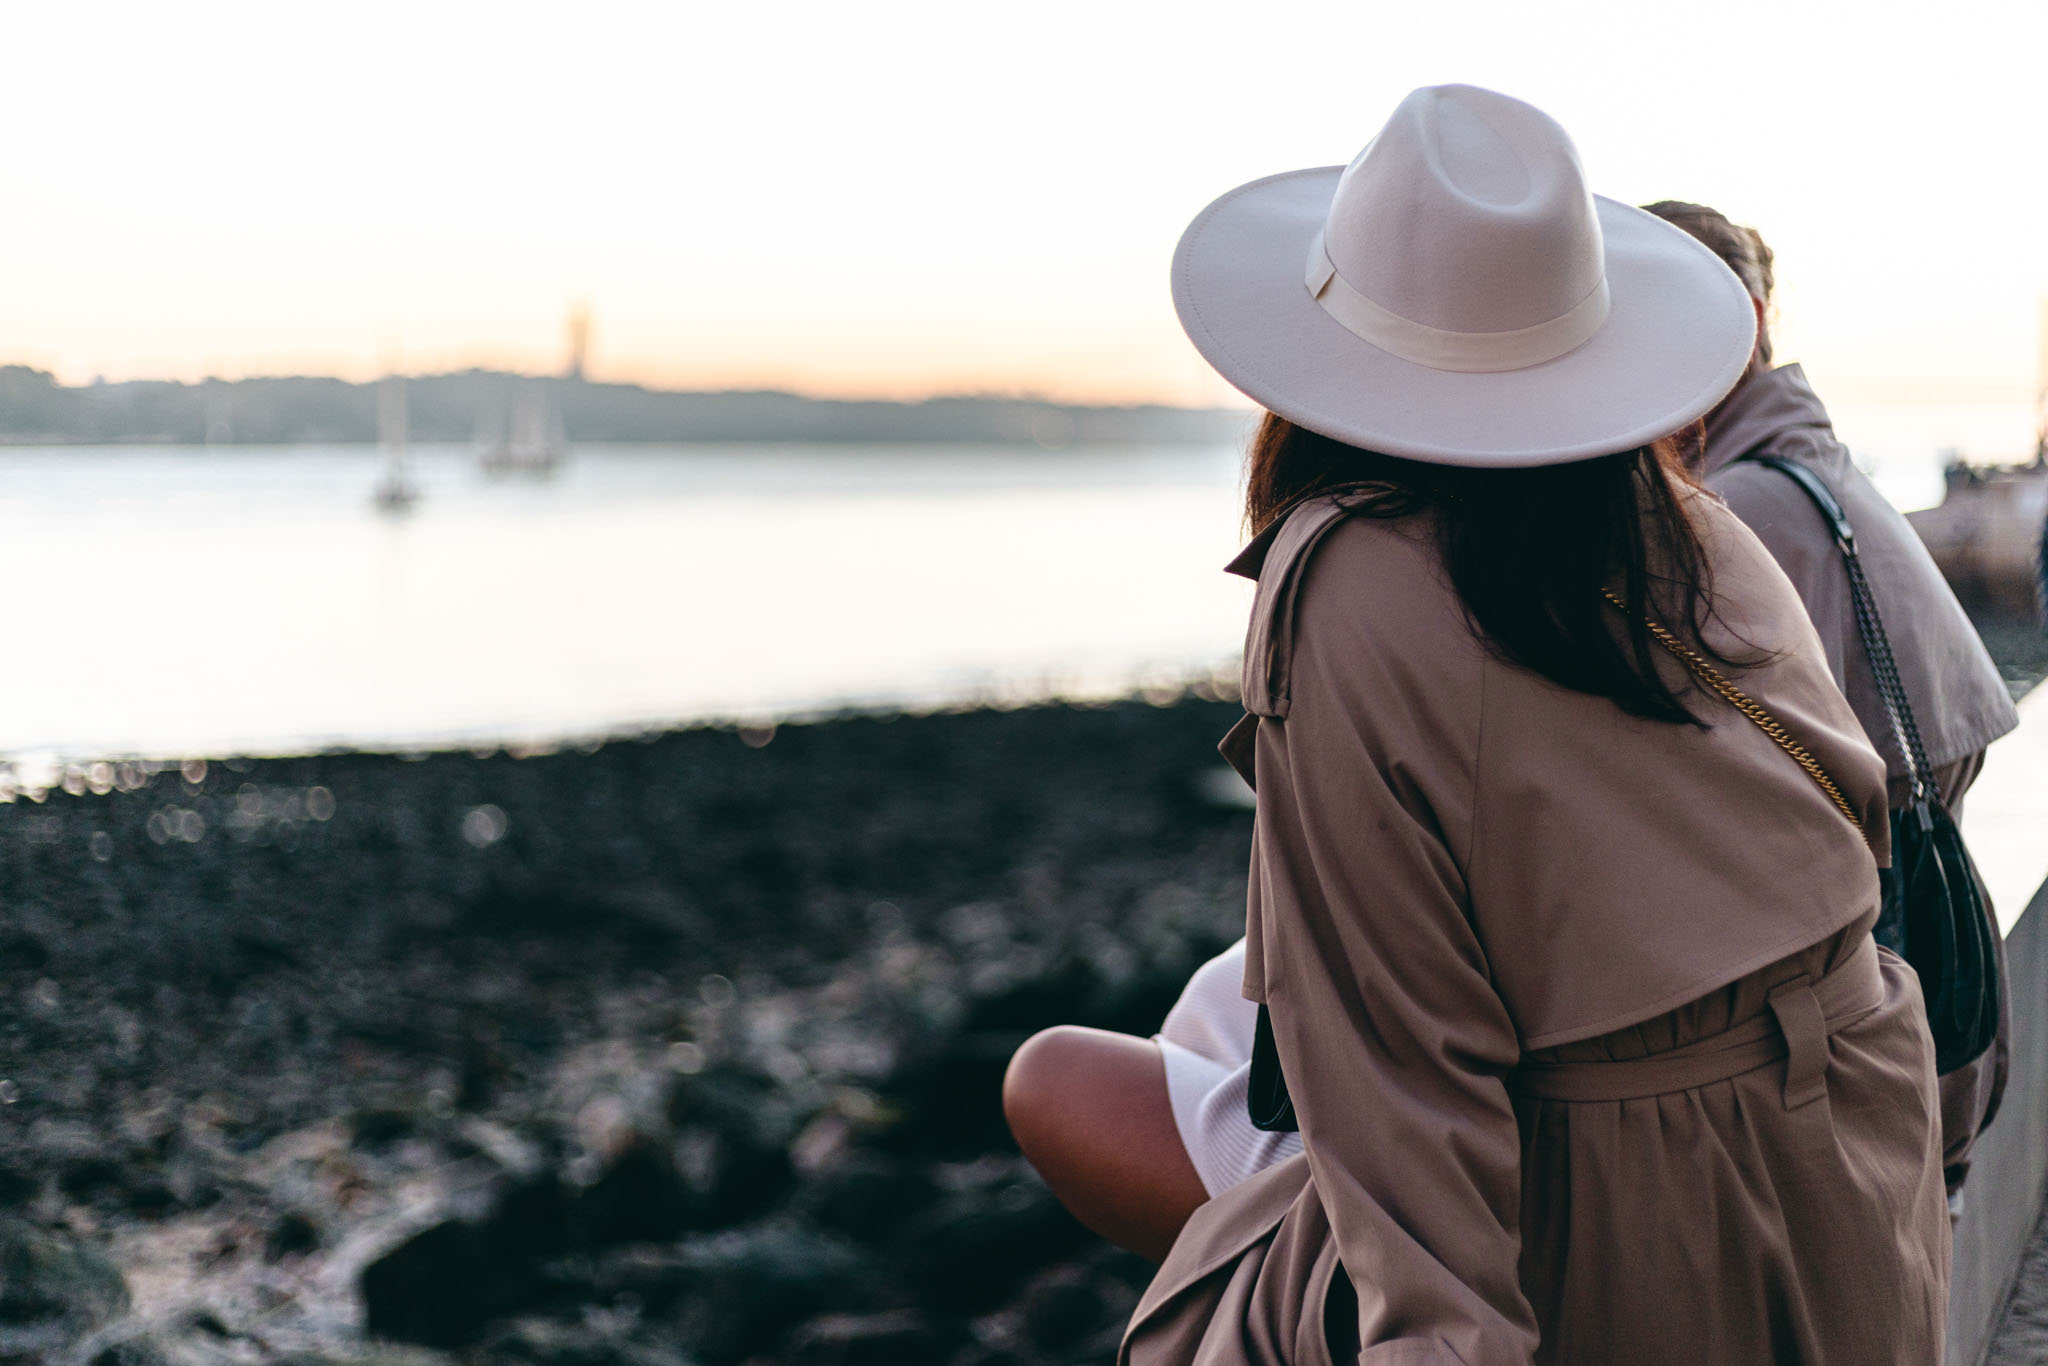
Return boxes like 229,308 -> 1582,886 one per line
479,386 -> 567,478
371,375 -> 421,514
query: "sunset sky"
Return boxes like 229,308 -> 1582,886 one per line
4,0 -> 2044,407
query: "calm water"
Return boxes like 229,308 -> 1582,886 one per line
0,443 -> 1254,764
0,397 -> 2029,765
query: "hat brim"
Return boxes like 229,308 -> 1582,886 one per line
1171,167 -> 1757,467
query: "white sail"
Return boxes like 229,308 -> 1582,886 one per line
372,374 -> 420,513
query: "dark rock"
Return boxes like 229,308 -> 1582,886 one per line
1020,1272 -> 1111,1353
1080,958 -> 1208,1037
946,1345 -> 1031,1366
895,1176 -> 1092,1314
187,1308 -> 232,1336
359,1218 -> 537,1346
267,1210 -> 321,1259
474,1316 -> 653,1365
57,1155 -> 128,1201
568,1244 -> 698,1317
787,1310 -> 949,1366
484,1173 -> 573,1260
961,955 -> 1101,1033
665,1069 -> 799,1227
576,1134 -> 689,1246
1083,1245 -> 1155,1295
799,1153 -> 943,1243
350,1108 -> 416,1148
0,929 -> 50,973
90,1337 -> 178,1366
124,1180 -> 179,1219
674,1224 -> 874,1365
0,1215 -> 129,1329
0,1166 -> 36,1208
0,698 -> 1273,1364
165,1158 -> 222,1212
680,1124 -> 794,1230
664,1067 -> 787,1138
881,1032 -> 1029,1157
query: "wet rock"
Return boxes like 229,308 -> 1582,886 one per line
664,1067 -> 789,1139
124,1179 -> 179,1219
351,1108 -> 417,1148
0,697 -> 1281,1363
0,1215 -> 130,1330
880,1032 -> 1029,1157
1019,1271 -> 1112,1354
961,956 -> 1100,1033
163,1156 -> 222,1212
677,1125 -> 794,1231
786,1309 -> 949,1366
565,1244 -> 698,1318
271,1350 -> 454,1366
665,1070 -> 798,1227
576,1135 -> 689,1246
475,1315 -> 684,1366
88,1336 -> 178,1366
484,1173 -> 573,1261
267,1210 -> 321,1259
359,1218 -> 538,1346
1081,1243 -> 1155,1297
0,929 -> 50,973
58,1154 -> 128,1201
895,1176 -> 1092,1314
946,1344 -> 1031,1366
0,1167 -> 36,1209
799,1153 -> 943,1243
673,1223 -> 873,1365
1081,957 -> 1208,1038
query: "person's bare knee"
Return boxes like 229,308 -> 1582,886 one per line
1003,1025 -> 1208,1262
1003,1024 -> 1095,1160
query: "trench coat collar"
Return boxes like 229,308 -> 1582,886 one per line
1225,519 -> 1288,581
1702,364 -> 1834,477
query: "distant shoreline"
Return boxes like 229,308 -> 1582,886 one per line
0,364 -> 1251,447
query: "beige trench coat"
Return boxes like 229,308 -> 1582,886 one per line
1123,492 -> 1950,1365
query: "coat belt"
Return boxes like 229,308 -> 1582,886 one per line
1511,934 -> 1884,1110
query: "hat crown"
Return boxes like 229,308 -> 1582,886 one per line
1323,85 -> 1605,335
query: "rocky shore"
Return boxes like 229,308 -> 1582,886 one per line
0,694 -> 1258,1366
3,615 -> 2040,1366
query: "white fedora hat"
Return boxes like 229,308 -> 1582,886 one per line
1172,84 -> 1756,467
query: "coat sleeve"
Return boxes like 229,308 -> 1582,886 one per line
1245,542 -> 1536,1365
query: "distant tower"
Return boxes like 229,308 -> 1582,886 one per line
565,303 -> 591,381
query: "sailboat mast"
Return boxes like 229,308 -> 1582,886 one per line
380,374 -> 409,461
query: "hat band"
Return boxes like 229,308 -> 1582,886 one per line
1305,231 -> 1611,373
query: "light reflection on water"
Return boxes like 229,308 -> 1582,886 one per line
0,404 -> 2016,765
0,443 -> 1254,762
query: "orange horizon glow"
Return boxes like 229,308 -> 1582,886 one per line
4,2 -> 2044,414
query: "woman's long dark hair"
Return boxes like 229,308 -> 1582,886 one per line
1246,414 -> 1751,725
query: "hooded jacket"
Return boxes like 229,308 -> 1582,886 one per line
1704,363 -> 2018,793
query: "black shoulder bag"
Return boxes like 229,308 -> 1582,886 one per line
1248,997 -> 1296,1132
1755,455 -> 2001,1074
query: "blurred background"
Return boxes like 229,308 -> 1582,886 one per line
0,3 -> 2044,1364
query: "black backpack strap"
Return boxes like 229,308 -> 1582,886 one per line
1751,456 -> 1941,806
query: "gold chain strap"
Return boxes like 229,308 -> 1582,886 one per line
1602,589 -> 1864,834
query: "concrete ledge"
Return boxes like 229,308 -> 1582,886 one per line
1948,685 -> 2048,1366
